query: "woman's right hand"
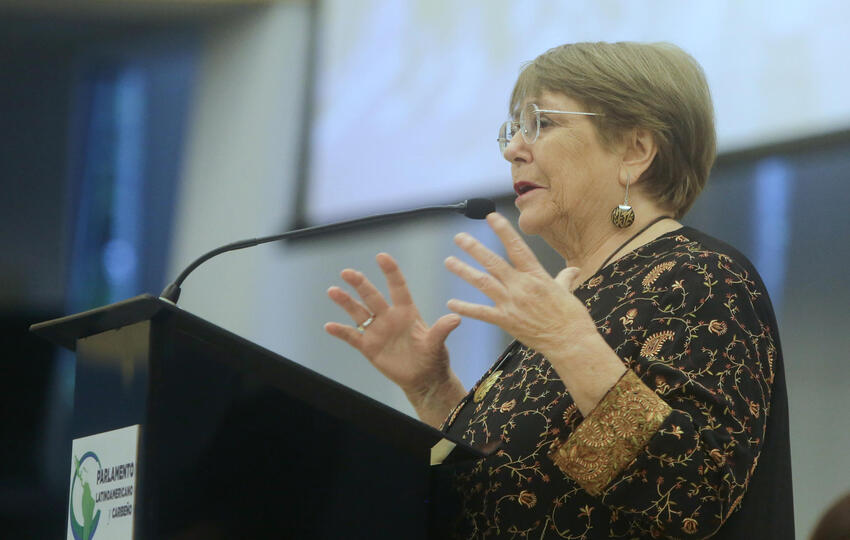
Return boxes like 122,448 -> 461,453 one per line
324,253 -> 466,426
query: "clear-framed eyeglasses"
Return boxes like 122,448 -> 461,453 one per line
497,103 -> 602,153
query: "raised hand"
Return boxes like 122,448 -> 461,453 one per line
444,212 -> 627,415
325,253 -> 466,426
444,213 -> 596,361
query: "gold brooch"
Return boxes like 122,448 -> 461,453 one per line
473,370 -> 503,403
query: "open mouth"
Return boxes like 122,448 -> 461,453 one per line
514,182 -> 543,196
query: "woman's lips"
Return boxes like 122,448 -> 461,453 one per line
514,181 -> 544,197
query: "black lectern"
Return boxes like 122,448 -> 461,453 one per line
31,295 -> 483,539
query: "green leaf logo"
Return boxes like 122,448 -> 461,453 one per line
70,451 -> 102,540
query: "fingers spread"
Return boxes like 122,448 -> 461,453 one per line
327,286 -> 373,325
453,232 -> 514,282
429,313 -> 462,345
340,268 -> 390,315
323,321 -> 363,349
444,256 -> 507,301
376,253 -> 414,307
485,213 -> 545,274
446,298 -> 500,324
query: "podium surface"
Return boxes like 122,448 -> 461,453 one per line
33,295 -> 483,538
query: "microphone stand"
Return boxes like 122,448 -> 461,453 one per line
160,198 -> 495,304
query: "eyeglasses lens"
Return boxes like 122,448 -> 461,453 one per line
499,104 -> 539,153
498,121 -> 511,153
520,103 -> 539,145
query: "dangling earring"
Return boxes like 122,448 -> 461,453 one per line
611,170 -> 635,228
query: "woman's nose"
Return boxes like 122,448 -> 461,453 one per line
503,135 -> 530,163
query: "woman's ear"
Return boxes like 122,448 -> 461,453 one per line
620,128 -> 657,186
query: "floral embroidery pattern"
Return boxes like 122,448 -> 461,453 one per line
440,228 -> 779,539
708,319 -> 728,335
619,308 -> 638,327
639,330 -> 676,358
641,260 -> 676,288
548,370 -> 672,496
518,490 -> 538,508
474,370 -> 503,403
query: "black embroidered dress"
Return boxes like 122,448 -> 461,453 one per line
437,227 -> 794,539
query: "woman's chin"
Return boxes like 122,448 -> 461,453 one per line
517,211 -> 545,236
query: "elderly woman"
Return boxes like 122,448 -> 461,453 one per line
325,42 -> 792,539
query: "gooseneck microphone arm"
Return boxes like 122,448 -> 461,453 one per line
159,198 -> 495,304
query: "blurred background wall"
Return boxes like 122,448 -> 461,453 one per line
1,1 -> 848,537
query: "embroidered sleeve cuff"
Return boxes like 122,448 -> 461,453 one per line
548,369 -> 672,496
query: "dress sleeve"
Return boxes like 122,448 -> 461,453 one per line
550,369 -> 672,495
547,252 -> 777,538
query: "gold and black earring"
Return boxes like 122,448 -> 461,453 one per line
611,170 -> 635,228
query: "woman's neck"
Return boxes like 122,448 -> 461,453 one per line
544,210 -> 681,287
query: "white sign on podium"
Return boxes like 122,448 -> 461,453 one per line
67,425 -> 140,540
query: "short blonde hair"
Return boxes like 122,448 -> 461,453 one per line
510,42 -> 716,218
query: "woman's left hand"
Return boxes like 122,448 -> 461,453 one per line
444,212 -> 597,360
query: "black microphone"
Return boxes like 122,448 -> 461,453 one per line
160,198 -> 495,304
